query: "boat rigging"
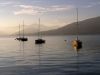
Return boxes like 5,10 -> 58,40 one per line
15,21 -> 28,42
35,18 -> 45,44
72,8 -> 82,52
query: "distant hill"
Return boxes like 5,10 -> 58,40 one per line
13,16 -> 100,36
14,24 -> 58,36
36,17 -> 100,35
20,24 -> 49,35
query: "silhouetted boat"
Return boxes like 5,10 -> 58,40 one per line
16,37 -> 28,41
35,38 -> 45,44
35,18 -> 45,44
15,21 -> 28,42
72,8 -> 82,51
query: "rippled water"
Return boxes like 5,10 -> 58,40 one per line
0,35 -> 100,75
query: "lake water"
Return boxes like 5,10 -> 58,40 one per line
0,35 -> 100,75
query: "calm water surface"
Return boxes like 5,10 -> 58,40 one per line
0,35 -> 100,75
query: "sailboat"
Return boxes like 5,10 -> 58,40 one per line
72,8 -> 82,51
20,21 -> 28,41
16,21 -> 28,41
35,18 -> 45,44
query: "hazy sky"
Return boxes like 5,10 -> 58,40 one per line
0,0 -> 100,33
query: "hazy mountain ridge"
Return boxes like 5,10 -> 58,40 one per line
14,24 -> 59,36
12,16 -> 100,36
37,17 -> 100,35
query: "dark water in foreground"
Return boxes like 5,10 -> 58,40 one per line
0,35 -> 100,75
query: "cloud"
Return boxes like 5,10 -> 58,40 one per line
0,2 -> 13,6
14,5 -> 45,15
14,5 -> 74,15
47,5 -> 73,12
83,2 -> 100,8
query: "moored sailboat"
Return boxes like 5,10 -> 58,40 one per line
72,8 -> 82,51
35,18 -> 45,44
16,21 -> 28,41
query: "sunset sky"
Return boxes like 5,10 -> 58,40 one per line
0,0 -> 100,34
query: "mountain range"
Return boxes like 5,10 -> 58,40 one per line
14,24 -> 59,36
36,16 -> 100,35
11,16 -> 100,36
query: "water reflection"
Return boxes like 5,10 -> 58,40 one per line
0,36 -> 100,75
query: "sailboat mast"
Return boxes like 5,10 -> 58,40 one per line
19,24 -> 20,38
23,21 -> 24,38
76,8 -> 79,40
38,18 -> 40,39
